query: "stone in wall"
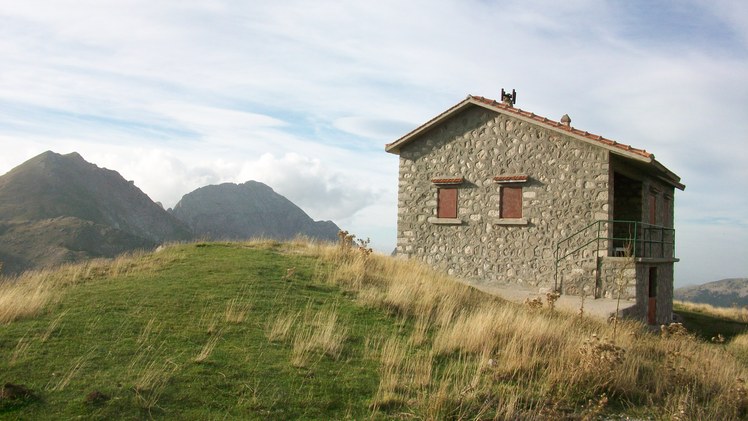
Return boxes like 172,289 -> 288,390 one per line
396,106 -> 609,288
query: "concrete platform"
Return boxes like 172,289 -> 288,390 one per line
470,282 -> 637,320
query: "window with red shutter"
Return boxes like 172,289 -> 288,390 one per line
437,188 -> 458,218
500,186 -> 522,219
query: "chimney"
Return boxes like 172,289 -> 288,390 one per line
560,114 -> 571,127
500,89 -> 516,107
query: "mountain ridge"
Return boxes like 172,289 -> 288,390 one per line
0,151 -> 340,275
0,151 -> 193,274
675,278 -> 748,308
169,180 -> 339,242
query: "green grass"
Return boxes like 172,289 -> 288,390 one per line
0,242 -> 400,419
674,302 -> 748,342
2,241 -> 747,420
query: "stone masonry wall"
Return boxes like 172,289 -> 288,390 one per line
396,106 -> 610,288
597,257 -> 637,300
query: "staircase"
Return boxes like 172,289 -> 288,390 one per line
554,220 -> 675,295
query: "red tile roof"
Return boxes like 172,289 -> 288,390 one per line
385,95 -> 651,160
386,94 -> 684,190
468,95 -> 652,159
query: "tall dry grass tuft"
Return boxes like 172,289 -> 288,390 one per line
290,307 -> 348,367
133,357 -> 180,413
194,329 -> 223,363
10,334 -> 32,365
372,336 -> 409,409
0,245 -> 184,325
224,295 -> 253,324
293,239 -> 748,419
728,332 -> 748,360
265,302 -> 348,367
0,272 -> 55,324
265,312 -> 297,343
40,310 -> 68,343
128,337 -> 181,414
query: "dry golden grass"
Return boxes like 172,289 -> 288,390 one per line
265,312 -> 297,343
133,356 -> 180,411
265,302 -> 349,367
290,306 -> 348,367
675,300 -> 748,323
10,334 -> 32,366
295,240 -> 748,420
730,332 -> 748,351
194,329 -> 223,363
137,318 -> 162,345
224,295 -> 253,324
0,271 -> 57,324
0,247 -> 182,325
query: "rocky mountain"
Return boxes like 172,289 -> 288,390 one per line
169,181 -> 339,242
675,278 -> 748,308
0,151 -> 192,275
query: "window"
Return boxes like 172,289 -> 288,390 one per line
437,188 -> 457,218
500,186 -> 522,218
494,175 -> 529,225
430,177 -> 463,224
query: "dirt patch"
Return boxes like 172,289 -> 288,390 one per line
84,390 -> 110,405
0,383 -> 34,401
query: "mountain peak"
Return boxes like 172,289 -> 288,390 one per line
170,181 -> 339,242
0,151 -> 192,274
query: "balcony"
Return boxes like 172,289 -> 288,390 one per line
554,220 -> 676,291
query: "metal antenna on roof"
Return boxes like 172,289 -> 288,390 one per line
500,89 -> 516,106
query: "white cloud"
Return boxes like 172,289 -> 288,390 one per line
333,117 -> 414,141
236,153 -> 381,221
0,0 -> 746,282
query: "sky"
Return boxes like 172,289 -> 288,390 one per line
0,0 -> 746,287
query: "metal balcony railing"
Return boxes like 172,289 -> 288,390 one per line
553,220 -> 675,291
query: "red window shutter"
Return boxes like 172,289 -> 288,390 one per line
500,186 -> 522,218
437,188 -> 457,218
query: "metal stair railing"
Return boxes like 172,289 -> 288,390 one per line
554,220 -> 675,292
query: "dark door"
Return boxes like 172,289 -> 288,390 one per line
647,267 -> 657,325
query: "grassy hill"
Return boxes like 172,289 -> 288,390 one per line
1,240 -> 748,420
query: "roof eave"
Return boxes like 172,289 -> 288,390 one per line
652,159 -> 686,190
385,96 -> 475,155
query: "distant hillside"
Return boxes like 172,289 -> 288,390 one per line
0,151 -> 192,274
675,278 -> 748,308
169,181 -> 339,242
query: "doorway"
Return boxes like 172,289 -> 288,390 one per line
612,172 -> 643,256
647,267 -> 657,325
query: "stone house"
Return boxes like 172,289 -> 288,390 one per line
386,94 -> 685,325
